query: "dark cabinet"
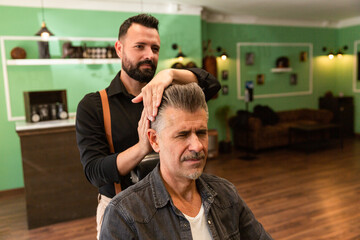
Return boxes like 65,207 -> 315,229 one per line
319,96 -> 354,137
16,123 -> 97,229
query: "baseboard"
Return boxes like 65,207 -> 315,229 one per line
0,187 -> 24,198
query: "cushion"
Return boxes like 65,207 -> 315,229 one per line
229,110 -> 252,129
253,105 -> 279,126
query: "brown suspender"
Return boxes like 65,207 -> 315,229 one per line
99,89 -> 122,194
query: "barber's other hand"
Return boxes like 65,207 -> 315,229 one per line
132,69 -> 173,121
138,109 -> 152,154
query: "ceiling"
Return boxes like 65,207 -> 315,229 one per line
99,0 -> 360,27
147,0 -> 360,27
2,0 -> 360,28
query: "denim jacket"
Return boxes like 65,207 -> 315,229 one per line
100,165 -> 273,240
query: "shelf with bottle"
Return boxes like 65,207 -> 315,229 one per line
1,35 -> 120,122
2,35 -> 120,66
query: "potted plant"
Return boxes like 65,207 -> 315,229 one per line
215,105 -> 232,153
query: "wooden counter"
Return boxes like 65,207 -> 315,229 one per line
16,119 -> 97,229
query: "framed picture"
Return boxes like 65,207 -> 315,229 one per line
300,51 -> 308,62
276,56 -> 290,68
222,70 -> 228,80
245,52 -> 254,65
222,85 -> 229,95
290,73 -> 298,85
256,74 -> 264,85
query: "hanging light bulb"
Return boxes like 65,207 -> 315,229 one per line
36,22 -> 53,41
336,45 -> 348,59
172,44 -> 186,62
328,51 -> 335,60
35,0 -> 53,41
221,52 -> 228,60
176,49 -> 185,62
337,49 -> 343,59
217,46 -> 228,61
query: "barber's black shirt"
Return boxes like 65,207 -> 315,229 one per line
76,69 -> 220,198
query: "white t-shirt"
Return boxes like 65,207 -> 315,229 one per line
183,204 -> 213,240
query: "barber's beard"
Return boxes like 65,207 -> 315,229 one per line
180,151 -> 206,180
122,58 -> 156,83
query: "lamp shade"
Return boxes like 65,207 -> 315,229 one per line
36,22 -> 54,40
176,51 -> 186,61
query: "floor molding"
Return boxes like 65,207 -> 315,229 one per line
0,187 -> 24,197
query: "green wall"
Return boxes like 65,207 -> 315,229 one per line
0,6 -> 202,191
337,25 -> 360,134
203,21 -> 359,140
0,5 -> 359,192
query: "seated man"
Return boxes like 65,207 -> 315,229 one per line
100,83 -> 273,240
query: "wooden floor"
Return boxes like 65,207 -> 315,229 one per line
1,138 -> 359,240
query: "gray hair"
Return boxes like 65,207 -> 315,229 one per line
151,83 -> 208,132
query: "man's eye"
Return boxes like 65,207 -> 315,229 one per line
135,45 -> 143,49
197,131 -> 208,137
176,133 -> 188,138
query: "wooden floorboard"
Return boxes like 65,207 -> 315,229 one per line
1,138 -> 359,239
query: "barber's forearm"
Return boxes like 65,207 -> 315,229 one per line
186,68 -> 221,101
170,69 -> 198,85
116,143 -> 149,176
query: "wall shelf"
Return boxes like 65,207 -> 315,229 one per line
7,58 -> 121,66
271,68 -> 292,73
0,35 -> 119,121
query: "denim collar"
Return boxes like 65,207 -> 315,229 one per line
149,164 -> 217,209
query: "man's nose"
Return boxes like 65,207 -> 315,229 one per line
188,134 -> 204,152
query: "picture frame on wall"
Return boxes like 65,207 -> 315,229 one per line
222,70 -> 228,80
290,73 -> 298,85
222,85 -> 229,95
256,74 -> 264,85
245,52 -> 254,65
300,51 -> 308,62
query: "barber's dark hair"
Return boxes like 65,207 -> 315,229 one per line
118,14 -> 159,40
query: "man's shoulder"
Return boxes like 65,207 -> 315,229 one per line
201,173 -> 236,189
200,173 -> 240,202
109,177 -> 156,222
76,91 -> 102,119
112,178 -> 151,204
79,91 -> 100,106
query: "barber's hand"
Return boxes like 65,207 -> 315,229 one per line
132,69 -> 173,121
138,109 -> 152,154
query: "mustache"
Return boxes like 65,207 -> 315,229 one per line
137,59 -> 156,70
181,152 -> 206,162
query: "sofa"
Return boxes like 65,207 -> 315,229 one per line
229,107 -> 333,151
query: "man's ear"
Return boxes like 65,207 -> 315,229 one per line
147,129 -> 160,153
114,40 -> 122,59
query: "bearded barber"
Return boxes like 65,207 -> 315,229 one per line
75,14 -> 220,239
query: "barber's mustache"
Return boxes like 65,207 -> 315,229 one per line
137,59 -> 156,70
181,152 -> 206,162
